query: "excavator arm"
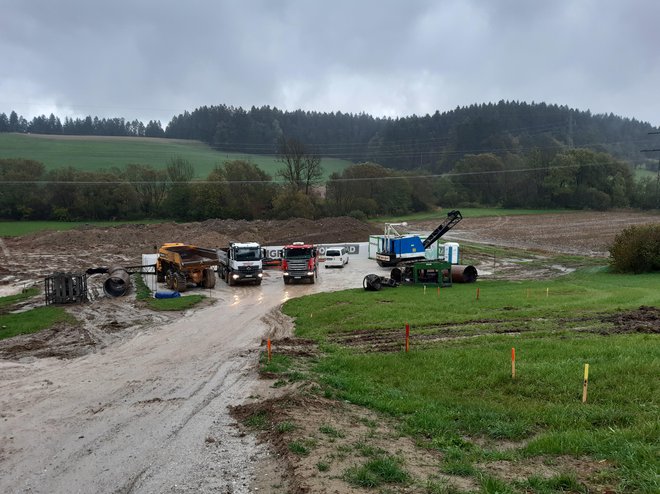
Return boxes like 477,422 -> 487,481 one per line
422,210 -> 462,249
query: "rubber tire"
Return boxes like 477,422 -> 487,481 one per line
165,272 -> 174,289
174,273 -> 187,292
203,268 -> 216,289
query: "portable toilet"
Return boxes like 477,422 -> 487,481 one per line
444,242 -> 460,264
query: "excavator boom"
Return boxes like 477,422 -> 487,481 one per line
422,210 -> 462,249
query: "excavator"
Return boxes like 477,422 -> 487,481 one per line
365,210 -> 474,290
375,210 -> 463,267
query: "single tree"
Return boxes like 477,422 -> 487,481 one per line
276,136 -> 323,195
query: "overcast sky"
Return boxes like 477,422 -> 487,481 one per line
1,0 -> 658,126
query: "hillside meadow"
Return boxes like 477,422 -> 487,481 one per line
0,133 -> 351,179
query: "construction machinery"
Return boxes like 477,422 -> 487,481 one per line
281,242 -> 319,284
375,210 -> 463,267
218,242 -> 263,285
372,210 -> 477,287
156,243 -> 217,292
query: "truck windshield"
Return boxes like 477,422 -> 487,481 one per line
234,247 -> 261,261
284,247 -> 312,259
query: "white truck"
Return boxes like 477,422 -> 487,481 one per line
217,242 -> 263,286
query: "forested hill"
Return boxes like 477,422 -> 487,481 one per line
2,101 -> 658,171
165,101 -> 659,171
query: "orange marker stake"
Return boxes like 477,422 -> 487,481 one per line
267,338 -> 272,362
405,323 -> 410,353
511,347 -> 516,379
476,287 -> 480,300
582,363 -> 589,403
437,286 -> 440,297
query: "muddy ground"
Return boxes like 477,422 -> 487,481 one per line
0,211 -> 658,493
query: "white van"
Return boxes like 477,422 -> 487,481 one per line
324,247 -> 349,268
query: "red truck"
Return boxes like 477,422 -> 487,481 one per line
281,242 -> 319,284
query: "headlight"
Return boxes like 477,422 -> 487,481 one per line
258,273 -> 263,278
232,274 -> 240,279
307,271 -> 314,276
283,272 -> 289,276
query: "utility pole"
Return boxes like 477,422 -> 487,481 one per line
641,131 -> 660,208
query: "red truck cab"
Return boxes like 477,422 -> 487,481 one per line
281,242 -> 318,284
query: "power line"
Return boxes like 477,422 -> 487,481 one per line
0,159 -> 628,186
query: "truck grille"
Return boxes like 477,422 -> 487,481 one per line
287,259 -> 309,273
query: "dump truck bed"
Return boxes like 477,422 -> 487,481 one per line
159,245 -> 219,269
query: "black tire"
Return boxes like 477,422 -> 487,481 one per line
283,277 -> 290,285
165,271 -> 174,289
174,273 -> 187,292
203,268 -> 216,289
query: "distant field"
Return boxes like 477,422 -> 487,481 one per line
372,208 -> 572,223
0,220 -> 163,237
635,167 -> 658,180
0,133 -> 352,179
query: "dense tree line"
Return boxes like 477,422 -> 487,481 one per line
1,145 -> 656,222
0,111 -> 165,137
1,101 -> 658,219
2,102 -> 658,173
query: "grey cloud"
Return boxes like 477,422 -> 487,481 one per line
1,0 -> 658,125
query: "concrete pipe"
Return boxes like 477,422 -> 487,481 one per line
103,266 -> 131,297
450,265 -> 478,283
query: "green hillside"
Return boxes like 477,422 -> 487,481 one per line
0,133 -> 352,179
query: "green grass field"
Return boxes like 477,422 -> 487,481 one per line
0,288 -> 75,341
372,208 -> 573,223
0,133 -> 352,179
0,219 -> 165,237
279,267 -> 660,492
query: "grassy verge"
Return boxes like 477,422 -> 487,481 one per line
279,267 -> 659,492
372,208 -> 572,223
0,287 -> 39,310
0,288 -> 75,340
134,274 -> 205,311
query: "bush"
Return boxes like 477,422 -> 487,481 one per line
609,224 -> 660,273
348,209 -> 367,221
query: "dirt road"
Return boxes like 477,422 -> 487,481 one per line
0,259 -> 380,493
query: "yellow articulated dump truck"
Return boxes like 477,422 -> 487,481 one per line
156,243 -> 218,292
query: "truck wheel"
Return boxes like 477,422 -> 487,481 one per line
228,273 -> 235,286
165,272 -> 174,289
174,273 -> 187,292
203,268 -> 216,289
283,277 -> 290,285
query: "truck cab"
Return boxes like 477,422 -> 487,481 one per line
282,242 -> 318,284
218,242 -> 263,285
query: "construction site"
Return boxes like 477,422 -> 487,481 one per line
0,210 -> 658,493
